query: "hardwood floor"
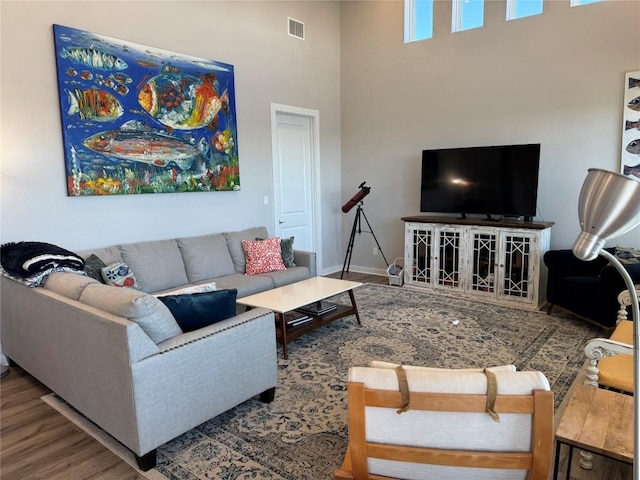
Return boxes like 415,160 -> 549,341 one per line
0,271 -> 631,479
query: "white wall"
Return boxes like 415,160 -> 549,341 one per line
0,1 -> 343,271
339,0 -> 640,274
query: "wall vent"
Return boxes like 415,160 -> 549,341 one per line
288,17 -> 305,40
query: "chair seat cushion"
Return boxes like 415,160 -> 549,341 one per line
598,354 -> 633,392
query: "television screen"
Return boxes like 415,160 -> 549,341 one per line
420,144 -> 540,218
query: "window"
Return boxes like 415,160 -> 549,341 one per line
452,0 -> 484,33
506,0 -> 543,20
405,0 -> 433,43
571,0 -> 602,6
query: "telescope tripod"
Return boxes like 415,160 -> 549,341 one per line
341,204 -> 389,279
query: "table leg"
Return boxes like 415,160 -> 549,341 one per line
277,312 -> 289,360
348,289 -> 361,325
566,444 -> 574,480
553,442 -> 561,480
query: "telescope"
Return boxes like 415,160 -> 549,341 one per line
340,181 -> 388,278
342,181 -> 371,213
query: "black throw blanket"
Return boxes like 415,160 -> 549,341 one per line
1,241 -> 85,278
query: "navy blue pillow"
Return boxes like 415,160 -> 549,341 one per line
158,289 -> 237,333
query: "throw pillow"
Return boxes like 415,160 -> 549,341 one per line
158,289 -> 238,333
256,236 -> 296,267
83,254 -> 107,283
615,246 -> 640,264
101,261 -> 141,290
242,238 -> 287,275
154,281 -> 217,297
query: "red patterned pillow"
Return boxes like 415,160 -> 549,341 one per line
242,238 -> 287,275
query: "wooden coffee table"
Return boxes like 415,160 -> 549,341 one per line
237,277 -> 363,359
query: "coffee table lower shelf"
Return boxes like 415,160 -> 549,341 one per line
276,301 -> 361,358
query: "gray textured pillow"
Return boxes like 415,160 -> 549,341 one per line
79,283 -> 182,343
83,254 -> 107,283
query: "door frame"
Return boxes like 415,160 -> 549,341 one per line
270,103 -> 322,274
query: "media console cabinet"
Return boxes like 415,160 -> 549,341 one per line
403,216 -> 554,310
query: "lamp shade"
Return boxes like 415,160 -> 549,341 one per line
572,168 -> 640,261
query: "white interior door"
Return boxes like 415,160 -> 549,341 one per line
271,104 -> 320,261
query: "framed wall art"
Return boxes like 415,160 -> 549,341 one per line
53,24 -> 240,196
622,70 -> 640,180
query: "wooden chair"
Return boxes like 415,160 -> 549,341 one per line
334,364 -> 554,480
583,285 -> 639,393
579,285 -> 639,469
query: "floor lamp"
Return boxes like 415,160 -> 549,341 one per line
572,168 -> 640,479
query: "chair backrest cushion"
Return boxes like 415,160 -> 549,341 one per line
348,365 -> 550,480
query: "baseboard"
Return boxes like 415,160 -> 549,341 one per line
322,264 -> 388,277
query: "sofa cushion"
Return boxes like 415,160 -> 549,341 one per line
101,261 -> 141,290
158,289 -> 238,333
369,361 -> 517,373
43,272 -> 100,300
177,234 -> 235,283
242,238 -> 287,275
83,254 -> 107,283
79,283 -> 182,343
81,246 -> 123,265
258,266 -> 310,288
119,240 -> 189,293
223,226 -> 269,273
214,273 -> 274,298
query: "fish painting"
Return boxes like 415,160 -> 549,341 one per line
625,120 -> 640,131
626,139 -> 640,155
138,70 -> 228,130
624,163 -> 640,178
61,46 -> 128,70
53,24 -> 240,195
66,88 -> 123,121
83,124 -> 201,170
629,78 -> 640,89
627,96 -> 640,112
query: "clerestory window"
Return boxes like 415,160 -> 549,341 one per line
404,0 -> 434,43
452,0 -> 484,33
506,0 -> 543,21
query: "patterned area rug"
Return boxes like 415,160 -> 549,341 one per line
45,284 -> 602,480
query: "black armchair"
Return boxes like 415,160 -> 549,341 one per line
544,248 -> 640,329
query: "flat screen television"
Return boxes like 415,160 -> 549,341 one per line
420,143 -> 540,219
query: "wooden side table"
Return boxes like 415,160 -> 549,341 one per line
554,384 -> 633,479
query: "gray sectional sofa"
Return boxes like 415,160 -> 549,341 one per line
1,226 -> 316,470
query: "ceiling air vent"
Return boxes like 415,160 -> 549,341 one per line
288,17 -> 305,40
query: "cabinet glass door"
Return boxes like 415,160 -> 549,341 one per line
471,231 -> 497,293
410,227 -> 433,284
501,234 -> 532,299
436,229 -> 461,288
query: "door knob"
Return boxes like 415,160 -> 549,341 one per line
279,220 -> 285,224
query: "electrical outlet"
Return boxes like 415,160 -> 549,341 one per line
373,247 -> 379,256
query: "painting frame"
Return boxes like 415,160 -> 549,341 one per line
621,70 -> 640,179
53,24 -> 240,196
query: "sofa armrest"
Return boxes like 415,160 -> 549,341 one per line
543,249 -> 611,278
129,307 -> 277,455
293,250 -> 317,277
157,307 -> 274,352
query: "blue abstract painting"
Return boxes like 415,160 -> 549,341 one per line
53,24 -> 240,196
